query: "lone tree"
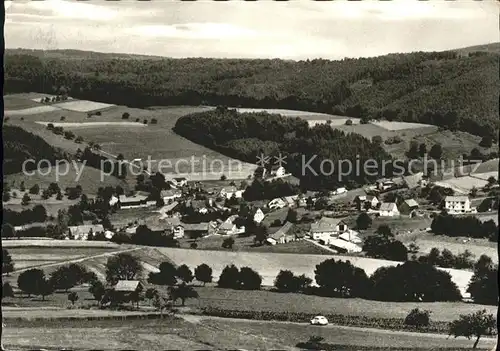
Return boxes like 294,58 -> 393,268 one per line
448,310 -> 496,349
49,264 -> 88,292
17,268 -> 46,297
21,193 -> 31,206
68,292 -> 79,306
169,282 -> 199,306
239,267 -> 262,290
194,263 -> 213,286
29,184 -> 40,195
254,225 -> 268,246
222,237 -> 235,249
122,112 -> 130,119
467,255 -> 498,305
2,282 -> 14,299
404,308 -> 431,328
429,143 -> 443,159
176,264 -> 194,284
274,270 -> 312,293
2,249 -> 15,274
217,264 -> 240,289
356,212 -> 372,230
105,253 -> 142,285
148,261 -> 177,286
89,280 -> 105,302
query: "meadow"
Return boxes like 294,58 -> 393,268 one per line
52,100 -> 115,112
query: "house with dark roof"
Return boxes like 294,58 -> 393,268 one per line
266,222 -> 297,245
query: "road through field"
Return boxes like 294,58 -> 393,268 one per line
4,246 -> 142,275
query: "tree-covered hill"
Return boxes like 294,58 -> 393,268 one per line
174,107 -> 396,190
4,47 -> 499,138
3,125 -> 68,175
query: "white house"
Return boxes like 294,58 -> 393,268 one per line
270,165 -> 286,178
161,189 -> 182,202
165,217 -> 185,239
170,177 -> 188,187
310,217 -> 349,241
219,186 -> 243,200
252,208 -> 265,224
379,202 -> 400,217
68,224 -> 104,240
109,196 -> 119,207
339,230 -> 363,244
268,197 -> 287,210
333,187 -> 347,195
444,196 -> 472,214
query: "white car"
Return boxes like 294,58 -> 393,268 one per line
310,315 -> 329,326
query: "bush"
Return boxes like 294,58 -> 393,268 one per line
345,119 -> 353,126
60,116 -> 66,121
143,119 -> 148,125
95,111 -> 102,116
217,264 -> 240,289
151,118 -> 158,124
404,308 -> 431,328
29,184 -> 40,195
122,112 -> 130,119
135,118 -> 140,122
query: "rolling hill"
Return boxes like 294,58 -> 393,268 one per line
4,44 -> 499,138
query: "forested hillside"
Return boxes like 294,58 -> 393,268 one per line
3,125 -> 68,175
4,48 -> 499,138
174,107 -> 396,190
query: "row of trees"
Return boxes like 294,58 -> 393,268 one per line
431,214 -> 498,240
2,205 -> 47,227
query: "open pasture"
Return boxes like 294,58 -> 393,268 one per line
233,107 -> 337,118
3,95 -> 44,109
193,287 -> 496,323
53,100 -> 115,112
372,121 -> 435,131
35,121 -> 146,128
435,176 -> 488,193
158,248 -> 474,296
4,105 -> 61,116
4,162 -> 130,196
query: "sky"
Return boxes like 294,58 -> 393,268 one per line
4,0 -> 499,60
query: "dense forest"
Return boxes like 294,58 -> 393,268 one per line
174,107 -> 396,189
3,125 -> 69,175
4,48 -> 499,138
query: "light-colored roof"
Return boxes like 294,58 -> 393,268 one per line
69,224 -> 104,236
403,172 -> 424,189
219,221 -> 235,231
445,196 -> 470,202
310,217 -> 345,233
339,232 -> 362,244
366,195 -> 378,201
184,223 -> 209,231
404,199 -> 419,208
161,189 -> 182,197
379,202 -> 398,211
162,201 -> 179,213
114,280 -> 142,292
220,186 -> 238,193
269,222 -> 294,240
119,194 -> 148,203
109,196 -> 119,206
328,238 -> 362,253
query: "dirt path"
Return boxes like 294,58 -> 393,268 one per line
304,238 -> 339,254
5,246 -> 143,275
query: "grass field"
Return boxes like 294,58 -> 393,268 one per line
4,163 -> 130,196
157,248 -> 474,296
2,312 -> 496,350
5,105 -> 61,115
3,95 -> 44,109
434,176 -> 489,194
52,100 -> 115,112
372,121 -> 435,131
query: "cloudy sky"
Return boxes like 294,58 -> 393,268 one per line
5,0 -> 499,60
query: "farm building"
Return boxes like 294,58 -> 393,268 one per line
160,201 -> 179,216
444,196 -> 473,214
310,217 -> 348,241
268,197 -> 287,210
403,172 -> 425,189
165,217 -> 185,239
68,224 -> 104,240
283,195 -> 299,207
118,194 -> 152,209
269,165 -> 286,178
354,195 -> 379,210
113,280 -> 144,305
144,215 -> 185,238
219,186 -> 243,200
338,230 -> 362,244
266,222 -> 297,245
186,199 -> 211,214
376,179 -> 397,191
161,189 -> 182,202
184,222 -> 210,238
400,199 -> 419,215
379,202 -> 400,217
217,216 -> 244,235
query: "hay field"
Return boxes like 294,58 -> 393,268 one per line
4,105 -> 61,116
157,248 -> 474,296
437,176 -> 488,193
35,121 -> 146,128
52,100 -> 115,112
3,95 -> 43,109
372,121 -> 435,131
4,162 -> 130,196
